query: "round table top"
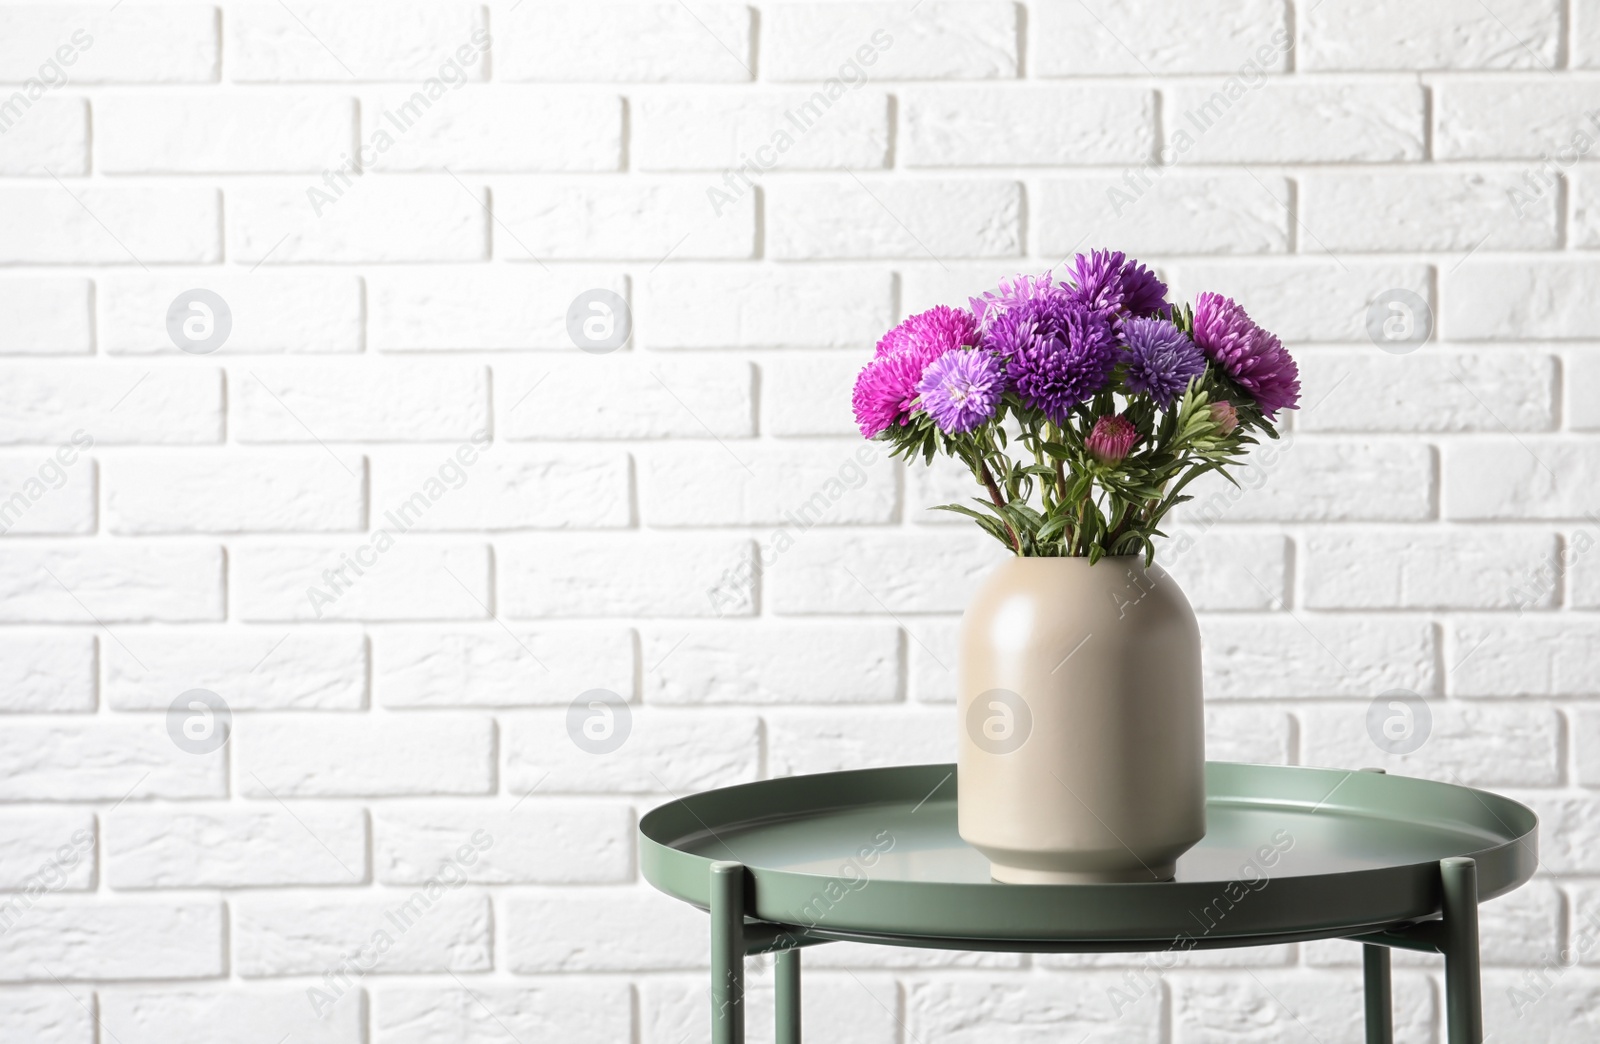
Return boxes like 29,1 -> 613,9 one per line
639,762 -> 1539,951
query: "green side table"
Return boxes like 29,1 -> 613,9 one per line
640,762 -> 1538,1044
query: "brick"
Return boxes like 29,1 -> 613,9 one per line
1451,617 -> 1600,697
1201,616 -> 1436,698
1443,440 -> 1600,519
0,6 -> 218,83
1574,710 -> 1600,786
0,721 -> 225,800
107,807 -> 365,888
765,3 -> 1016,81
0,278 -> 91,355
1036,174 -> 1291,257
643,973 -> 899,1042
233,543 -> 491,623
642,442 -> 895,526
507,889 -> 708,971
0,96 -> 86,175
1165,262 -> 1431,345
0,902 -> 222,980
0,812 -> 93,890
767,532 -> 1011,615
1302,702 -> 1560,786
104,629 -> 366,711
227,179 -> 486,264
0,452 -> 95,534
1446,262 -> 1600,340
1435,81 -> 1600,159
1167,81 -> 1424,164
106,452 -> 364,533
906,977 -> 1161,1043
369,269 -> 628,352
503,709 -> 759,793
369,448 -> 629,530
500,535 -> 755,618
234,893 -> 490,976
906,618 -> 958,703
1172,439 -> 1435,523
1519,793 -> 1600,873
234,362 -> 486,442
228,2 -> 487,82
1206,705 -> 1292,764
373,802 -> 632,884
98,271 -> 363,354
1303,170 -> 1558,252
362,87 -> 621,171
768,179 -> 1021,259
635,88 -> 889,171
1483,969 -> 1600,1042
1303,529 -> 1558,610
1172,970 -> 1434,1041
0,545 -> 222,623
97,94 -> 354,173
1297,350 -> 1555,433
1301,0 -> 1560,70
0,633 -> 94,712
372,626 -> 634,708
767,707 -> 951,775
762,354 -> 867,437
496,358 -> 753,440
1567,169 -> 1600,249
1578,0 -> 1600,68
1155,531 -> 1289,611
98,990 -> 362,1044
0,186 -> 219,264
238,715 -> 493,797
492,179 -> 755,261
0,365 -> 220,445
374,983 -> 630,1044
0,989 -> 92,1043
641,622 -> 900,704
638,266 -> 894,349
497,3 -> 752,82
903,86 -> 1153,166
1035,0 -> 1287,75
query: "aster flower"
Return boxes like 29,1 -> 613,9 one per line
968,270 -> 1056,325
1190,293 -> 1301,418
1065,250 -> 1169,318
1210,400 -> 1239,436
873,304 -> 979,360
1086,415 -> 1140,465
917,349 -> 1006,434
984,292 -> 1118,424
1121,317 -> 1206,408
852,350 -> 931,438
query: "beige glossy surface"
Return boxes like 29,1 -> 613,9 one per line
957,556 -> 1206,883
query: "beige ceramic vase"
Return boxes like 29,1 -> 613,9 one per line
957,555 -> 1205,884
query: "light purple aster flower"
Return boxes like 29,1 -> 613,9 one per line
967,270 -> 1057,326
1191,293 -> 1301,418
916,349 -> 1006,434
851,350 -> 931,439
1065,249 -> 1169,318
1121,316 -> 1207,408
873,304 -> 979,359
984,293 -> 1118,424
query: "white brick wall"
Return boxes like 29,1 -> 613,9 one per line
0,0 -> 1589,1040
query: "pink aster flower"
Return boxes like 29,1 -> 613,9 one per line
917,348 -> 1006,434
1210,400 -> 1239,435
852,350 -> 930,438
1086,414 -> 1140,465
873,305 -> 979,359
1190,293 -> 1301,418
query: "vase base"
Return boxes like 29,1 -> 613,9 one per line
988,861 -> 1176,885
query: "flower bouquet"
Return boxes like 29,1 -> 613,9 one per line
851,251 -> 1300,562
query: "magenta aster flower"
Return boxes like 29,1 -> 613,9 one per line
1190,293 -> 1301,418
984,291 -> 1117,424
1210,400 -> 1239,435
917,348 -> 1006,434
852,350 -> 931,438
1065,250 -> 1168,318
1086,415 -> 1140,465
1121,317 -> 1206,408
873,304 -> 979,359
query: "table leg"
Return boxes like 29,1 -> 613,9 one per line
1440,856 -> 1483,1044
711,860 -> 746,1044
775,946 -> 802,1044
1362,943 -> 1393,1044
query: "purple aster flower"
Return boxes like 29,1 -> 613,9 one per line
873,304 -> 979,359
985,293 -> 1118,424
1120,317 -> 1206,408
967,270 -> 1057,326
1191,293 -> 1301,418
1065,250 -> 1169,318
916,349 -> 1006,434
852,351 -> 932,438
1086,414 -> 1140,465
